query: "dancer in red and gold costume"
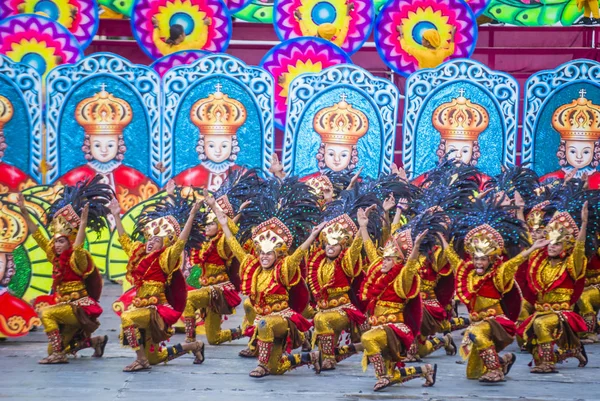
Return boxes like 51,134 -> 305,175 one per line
517,190 -> 592,373
440,198 -> 528,383
174,84 -> 245,191
58,85 -> 158,213
183,171 -> 260,345
306,187 -> 381,370
358,208 -> 440,392
0,94 -> 36,193
216,177 -> 322,377
111,193 -> 205,372
18,177 -> 112,364
0,200 -> 40,337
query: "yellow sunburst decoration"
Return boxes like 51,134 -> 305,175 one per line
280,59 -> 323,100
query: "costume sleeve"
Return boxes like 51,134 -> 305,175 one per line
118,233 -> 142,257
494,254 -> 526,293
433,247 -> 449,274
69,245 -> 94,278
342,236 -> 363,278
159,239 -> 185,275
280,248 -> 307,287
152,28 -> 171,56
394,259 -> 420,299
216,217 -> 239,259
225,235 -> 249,265
363,236 -> 380,265
568,240 -> 587,280
443,246 -> 463,273
391,216 -> 407,234
32,230 -> 52,260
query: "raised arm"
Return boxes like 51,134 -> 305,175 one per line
514,191 -> 526,223
109,197 -> 125,237
439,233 -> 462,273
358,206 -> 379,262
299,222 -> 326,252
233,200 -> 251,225
17,193 -> 39,236
179,200 -> 201,244
570,202 -> 589,279
73,203 -> 89,248
396,230 -> 428,297
215,204 -> 248,263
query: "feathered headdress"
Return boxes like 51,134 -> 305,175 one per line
451,198 -> 529,259
541,179 -> 599,252
384,208 -> 448,260
410,160 -> 479,221
205,169 -> 262,223
488,165 -> 540,205
239,176 -> 320,254
134,189 -> 205,248
320,185 -> 382,246
47,175 -> 112,240
359,173 -> 419,204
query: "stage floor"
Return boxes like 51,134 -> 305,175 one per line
0,280 -> 597,401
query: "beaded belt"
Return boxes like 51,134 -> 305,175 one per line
201,274 -> 229,286
318,295 -> 350,310
132,293 -> 168,308
369,312 -> 404,326
535,302 -> 572,312
470,306 -> 503,322
254,301 -> 289,316
57,289 -> 88,303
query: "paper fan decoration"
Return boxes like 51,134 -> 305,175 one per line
0,0 -> 99,49
0,15 -> 83,80
273,0 -> 374,55
150,49 -> 209,76
375,0 -> 477,76
131,0 -> 232,60
465,0 -> 489,16
260,37 -> 351,131
234,0 -> 274,22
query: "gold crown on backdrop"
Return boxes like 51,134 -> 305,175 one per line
552,89 -> 600,141
75,84 -> 133,136
432,89 -> 489,141
0,95 -> 14,133
0,201 -> 27,253
313,94 -> 369,146
190,84 -> 247,136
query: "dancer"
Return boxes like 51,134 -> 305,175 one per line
440,198 -> 527,382
359,209 -> 440,391
111,193 -> 205,372
217,177 -> 322,377
306,188 -> 380,370
183,171 -> 259,345
18,177 -> 111,364
517,196 -> 591,373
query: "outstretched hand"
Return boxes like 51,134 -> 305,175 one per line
347,167 -> 363,189
203,188 -> 216,207
582,201 -> 589,224
269,154 -> 285,179
81,203 -> 90,222
531,238 -> 550,251
382,194 -> 396,212
108,197 -> 121,215
415,229 -> 429,247
311,222 -> 327,238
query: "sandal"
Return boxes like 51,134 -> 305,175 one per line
193,341 -> 205,365
93,335 -> 108,358
39,353 -> 68,365
530,364 -> 558,374
479,369 -> 505,383
249,365 -> 270,378
423,364 -> 437,387
373,376 -> 393,392
311,351 -> 322,375
239,348 -> 257,358
123,359 -> 151,372
502,353 -> 516,376
444,334 -> 457,356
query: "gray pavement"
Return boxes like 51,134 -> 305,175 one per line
1,281 -> 598,401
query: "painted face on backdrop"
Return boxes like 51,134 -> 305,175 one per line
445,139 -> 474,165
204,134 -> 233,164
90,135 -> 120,163
0,253 -> 6,285
324,143 -> 353,172
564,140 -> 594,169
